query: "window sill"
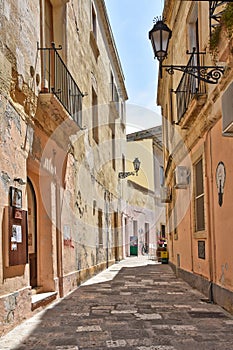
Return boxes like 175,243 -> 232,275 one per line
193,231 -> 207,239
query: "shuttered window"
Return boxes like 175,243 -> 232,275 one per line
92,87 -> 99,143
195,158 -> 205,231
98,209 -> 103,246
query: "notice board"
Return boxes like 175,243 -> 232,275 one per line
8,207 -> 28,266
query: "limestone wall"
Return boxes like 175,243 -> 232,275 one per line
0,0 -> 128,335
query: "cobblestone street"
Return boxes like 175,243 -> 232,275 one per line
1,257 -> 233,350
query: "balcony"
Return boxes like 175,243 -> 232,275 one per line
37,43 -> 83,129
209,1 -> 229,35
175,50 -> 207,127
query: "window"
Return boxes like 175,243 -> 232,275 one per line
222,82 -> 233,135
161,224 -> 166,238
145,223 -> 149,246
188,3 -> 199,52
160,166 -> 164,186
90,4 -> 99,60
110,124 -> 116,170
92,4 -> 97,39
111,73 -> 119,103
92,87 -> 99,143
133,220 -> 138,236
42,0 -> 54,91
110,72 -> 114,100
122,154 -> 126,174
98,209 -> 103,245
188,4 -> 200,91
121,101 -> 125,125
44,0 -> 53,47
194,158 -> 205,231
110,72 -> 120,116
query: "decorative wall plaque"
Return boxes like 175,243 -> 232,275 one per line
216,161 -> 226,207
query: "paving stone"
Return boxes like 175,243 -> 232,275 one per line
106,339 -> 127,347
135,313 -> 162,320
76,325 -> 102,332
55,347 -> 79,350
111,309 -> 137,314
1,257 -> 233,350
137,347 -> 176,350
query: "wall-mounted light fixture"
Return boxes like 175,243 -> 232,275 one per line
148,17 -> 225,84
14,178 -> 26,185
118,158 -> 141,179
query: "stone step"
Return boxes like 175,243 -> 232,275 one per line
31,292 -> 57,311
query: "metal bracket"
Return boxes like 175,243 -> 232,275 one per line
118,171 -> 137,179
162,64 -> 225,84
37,42 -> 62,52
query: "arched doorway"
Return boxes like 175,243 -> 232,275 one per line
27,178 -> 37,288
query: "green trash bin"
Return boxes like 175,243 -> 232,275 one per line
130,245 -> 138,256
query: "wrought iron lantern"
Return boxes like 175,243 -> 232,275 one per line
148,17 -> 225,84
133,157 -> 141,173
149,19 -> 172,63
118,158 -> 141,179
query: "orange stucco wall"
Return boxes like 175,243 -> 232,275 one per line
207,120 -> 233,292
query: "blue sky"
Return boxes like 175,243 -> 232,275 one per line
105,0 -> 164,132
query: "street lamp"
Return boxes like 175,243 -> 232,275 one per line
148,17 -> 225,84
149,18 -> 172,63
118,157 -> 141,179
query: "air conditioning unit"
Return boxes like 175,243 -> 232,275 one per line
174,166 -> 189,189
160,186 -> 171,203
222,82 -> 233,136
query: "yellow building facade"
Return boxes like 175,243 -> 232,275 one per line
122,127 -> 166,258
157,0 -> 233,313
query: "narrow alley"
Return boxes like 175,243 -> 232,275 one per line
0,257 -> 233,350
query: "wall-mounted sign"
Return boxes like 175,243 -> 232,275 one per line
7,207 -> 28,266
10,187 -> 22,209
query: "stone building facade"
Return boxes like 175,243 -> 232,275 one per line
156,0 -> 233,313
0,0 -> 127,335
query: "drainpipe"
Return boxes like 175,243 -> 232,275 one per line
56,178 -> 64,298
104,191 -> 109,269
205,131 -> 215,302
189,184 -> 194,273
53,149 -> 64,298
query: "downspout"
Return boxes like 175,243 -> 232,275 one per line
53,149 -> 64,298
104,191 -> 109,269
205,130 -> 215,302
189,179 -> 194,273
56,178 -> 64,298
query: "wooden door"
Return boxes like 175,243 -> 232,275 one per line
27,179 -> 37,288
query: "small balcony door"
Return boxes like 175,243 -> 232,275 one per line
41,0 -> 54,91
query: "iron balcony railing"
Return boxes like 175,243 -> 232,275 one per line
38,43 -> 83,127
175,50 -> 207,122
209,1 -> 228,36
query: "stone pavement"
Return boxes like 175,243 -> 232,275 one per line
1,256 -> 233,350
